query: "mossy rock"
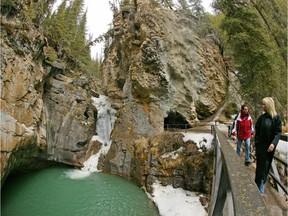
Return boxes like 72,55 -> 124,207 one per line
43,46 -> 58,62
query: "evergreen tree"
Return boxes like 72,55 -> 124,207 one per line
10,0 -> 57,26
175,0 -> 205,18
155,0 -> 175,10
43,0 -> 92,72
88,55 -> 102,78
64,0 -> 84,49
44,0 -> 67,46
250,0 -> 287,65
212,0 -> 287,114
75,10 -> 91,69
178,0 -> 190,12
188,0 -> 204,17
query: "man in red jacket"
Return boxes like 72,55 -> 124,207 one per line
231,104 -> 254,166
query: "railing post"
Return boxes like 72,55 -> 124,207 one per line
228,125 -> 231,137
270,159 -> 285,194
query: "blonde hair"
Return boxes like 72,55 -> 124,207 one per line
262,97 -> 277,118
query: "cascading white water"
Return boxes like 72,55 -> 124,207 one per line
82,95 -> 116,172
92,95 -> 116,146
66,95 -> 116,179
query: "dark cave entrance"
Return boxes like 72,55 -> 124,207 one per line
164,111 -> 191,130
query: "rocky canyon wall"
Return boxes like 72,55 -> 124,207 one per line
0,14 -> 99,185
1,0 -> 228,195
99,0 -> 227,192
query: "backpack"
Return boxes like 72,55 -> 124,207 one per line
229,114 -> 239,138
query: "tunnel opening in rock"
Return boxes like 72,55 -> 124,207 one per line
164,111 -> 191,130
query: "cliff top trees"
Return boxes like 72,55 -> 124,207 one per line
43,0 -> 101,76
156,0 -> 205,18
1,0 -> 56,24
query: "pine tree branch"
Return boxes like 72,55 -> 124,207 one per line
250,0 -> 287,65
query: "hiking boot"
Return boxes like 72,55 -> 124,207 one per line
245,161 -> 250,166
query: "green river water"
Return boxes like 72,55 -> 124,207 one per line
1,165 -> 159,216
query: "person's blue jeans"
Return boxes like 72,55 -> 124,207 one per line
257,180 -> 265,195
236,138 -> 250,162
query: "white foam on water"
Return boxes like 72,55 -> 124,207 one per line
82,152 -> 102,173
64,169 -> 91,179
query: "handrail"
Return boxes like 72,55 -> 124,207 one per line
164,124 -> 190,128
268,136 -> 288,195
269,172 -> 288,194
209,125 -> 270,216
273,154 -> 287,165
164,124 -> 191,132
164,122 -> 212,131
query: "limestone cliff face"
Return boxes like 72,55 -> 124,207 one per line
100,0 -> 227,192
1,17 -> 46,183
0,15 -> 98,184
102,1 -> 227,122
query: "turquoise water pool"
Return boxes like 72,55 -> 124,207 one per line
1,165 -> 159,216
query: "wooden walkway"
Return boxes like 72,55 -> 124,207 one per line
228,140 -> 288,216
183,123 -> 288,216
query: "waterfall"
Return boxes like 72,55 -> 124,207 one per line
81,95 -> 116,173
65,95 -> 116,179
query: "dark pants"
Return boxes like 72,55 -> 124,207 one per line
255,148 -> 274,185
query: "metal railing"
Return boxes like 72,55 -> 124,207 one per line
164,124 -> 191,132
209,125 -> 270,216
266,135 -> 288,196
163,122 -> 212,132
164,123 -> 287,213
